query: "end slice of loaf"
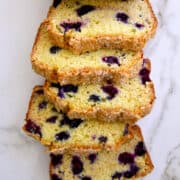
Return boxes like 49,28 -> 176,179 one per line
47,0 -> 157,54
32,22 -> 143,85
44,59 -> 155,123
23,86 -> 133,151
50,125 -> 154,180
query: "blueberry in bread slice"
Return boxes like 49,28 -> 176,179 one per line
23,86 -> 133,151
50,125 -> 154,180
44,59 -> 155,122
32,22 -> 143,85
47,0 -> 157,54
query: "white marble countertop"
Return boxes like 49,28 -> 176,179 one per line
0,0 -> 180,179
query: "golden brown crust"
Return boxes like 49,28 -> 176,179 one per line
31,22 -> 144,85
22,86 -> 133,152
49,125 -> 154,180
46,0 -> 158,54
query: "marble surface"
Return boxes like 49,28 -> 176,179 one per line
0,0 -> 180,179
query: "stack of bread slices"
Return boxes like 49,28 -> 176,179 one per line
23,0 -> 158,179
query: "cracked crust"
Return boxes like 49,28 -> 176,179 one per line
44,59 -> 155,123
31,22 -> 144,85
46,0 -> 158,54
49,125 -> 154,180
22,86 -> 134,152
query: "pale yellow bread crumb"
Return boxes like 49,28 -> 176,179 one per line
47,0 -> 157,54
31,22 -> 143,85
50,126 -> 154,180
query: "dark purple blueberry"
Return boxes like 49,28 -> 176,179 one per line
24,120 -> 42,138
101,85 -> 118,100
50,46 -> 61,54
81,176 -> 91,180
76,5 -> 95,16
38,101 -> 48,109
71,156 -> 83,175
112,172 -> 122,179
60,115 -> 83,128
123,124 -> 129,135
46,116 -> 58,123
51,174 -> 62,180
135,141 -> 146,156
139,68 -> 151,84
88,153 -> 97,164
51,83 -> 61,89
118,152 -> 134,164
135,23 -> 144,29
91,135 -> 96,140
62,84 -> 78,93
55,131 -> 70,141
123,164 -> 139,178
50,153 -> 63,167
98,136 -> 108,143
60,21 -> 83,32
89,94 -> 101,102
116,12 -> 129,23
102,56 -> 120,66
53,0 -> 62,8
35,89 -> 44,95
52,107 -> 58,112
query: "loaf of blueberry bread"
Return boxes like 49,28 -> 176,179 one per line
44,59 -> 155,122
32,22 -> 143,85
23,86 -> 134,151
50,125 -> 153,180
47,0 -> 157,54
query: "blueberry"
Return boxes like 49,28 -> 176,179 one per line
71,156 -> 83,175
112,172 -> 122,179
51,83 -> 78,98
46,116 -> 58,123
88,153 -> 97,164
139,68 -> 151,84
38,101 -> 48,109
50,153 -> 63,167
51,83 -> 61,89
50,46 -> 61,54
51,174 -> 62,180
118,152 -> 134,164
76,5 -> 95,16
89,94 -> 101,102
60,21 -> 83,32
60,115 -> 83,128
123,164 -> 139,178
35,89 -> 44,95
98,136 -> 108,143
24,120 -> 42,138
101,85 -> 118,100
52,107 -> 58,112
53,0 -> 61,8
62,84 -> 78,93
102,56 -> 120,66
123,124 -> 129,135
55,131 -> 70,141
116,12 -> 129,23
135,23 -> 144,29
82,176 -> 91,180
135,141 -> 146,156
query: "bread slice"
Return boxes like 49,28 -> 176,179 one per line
23,86 -> 134,151
32,22 -> 143,85
44,59 -> 155,123
50,125 -> 154,180
47,0 -> 157,54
